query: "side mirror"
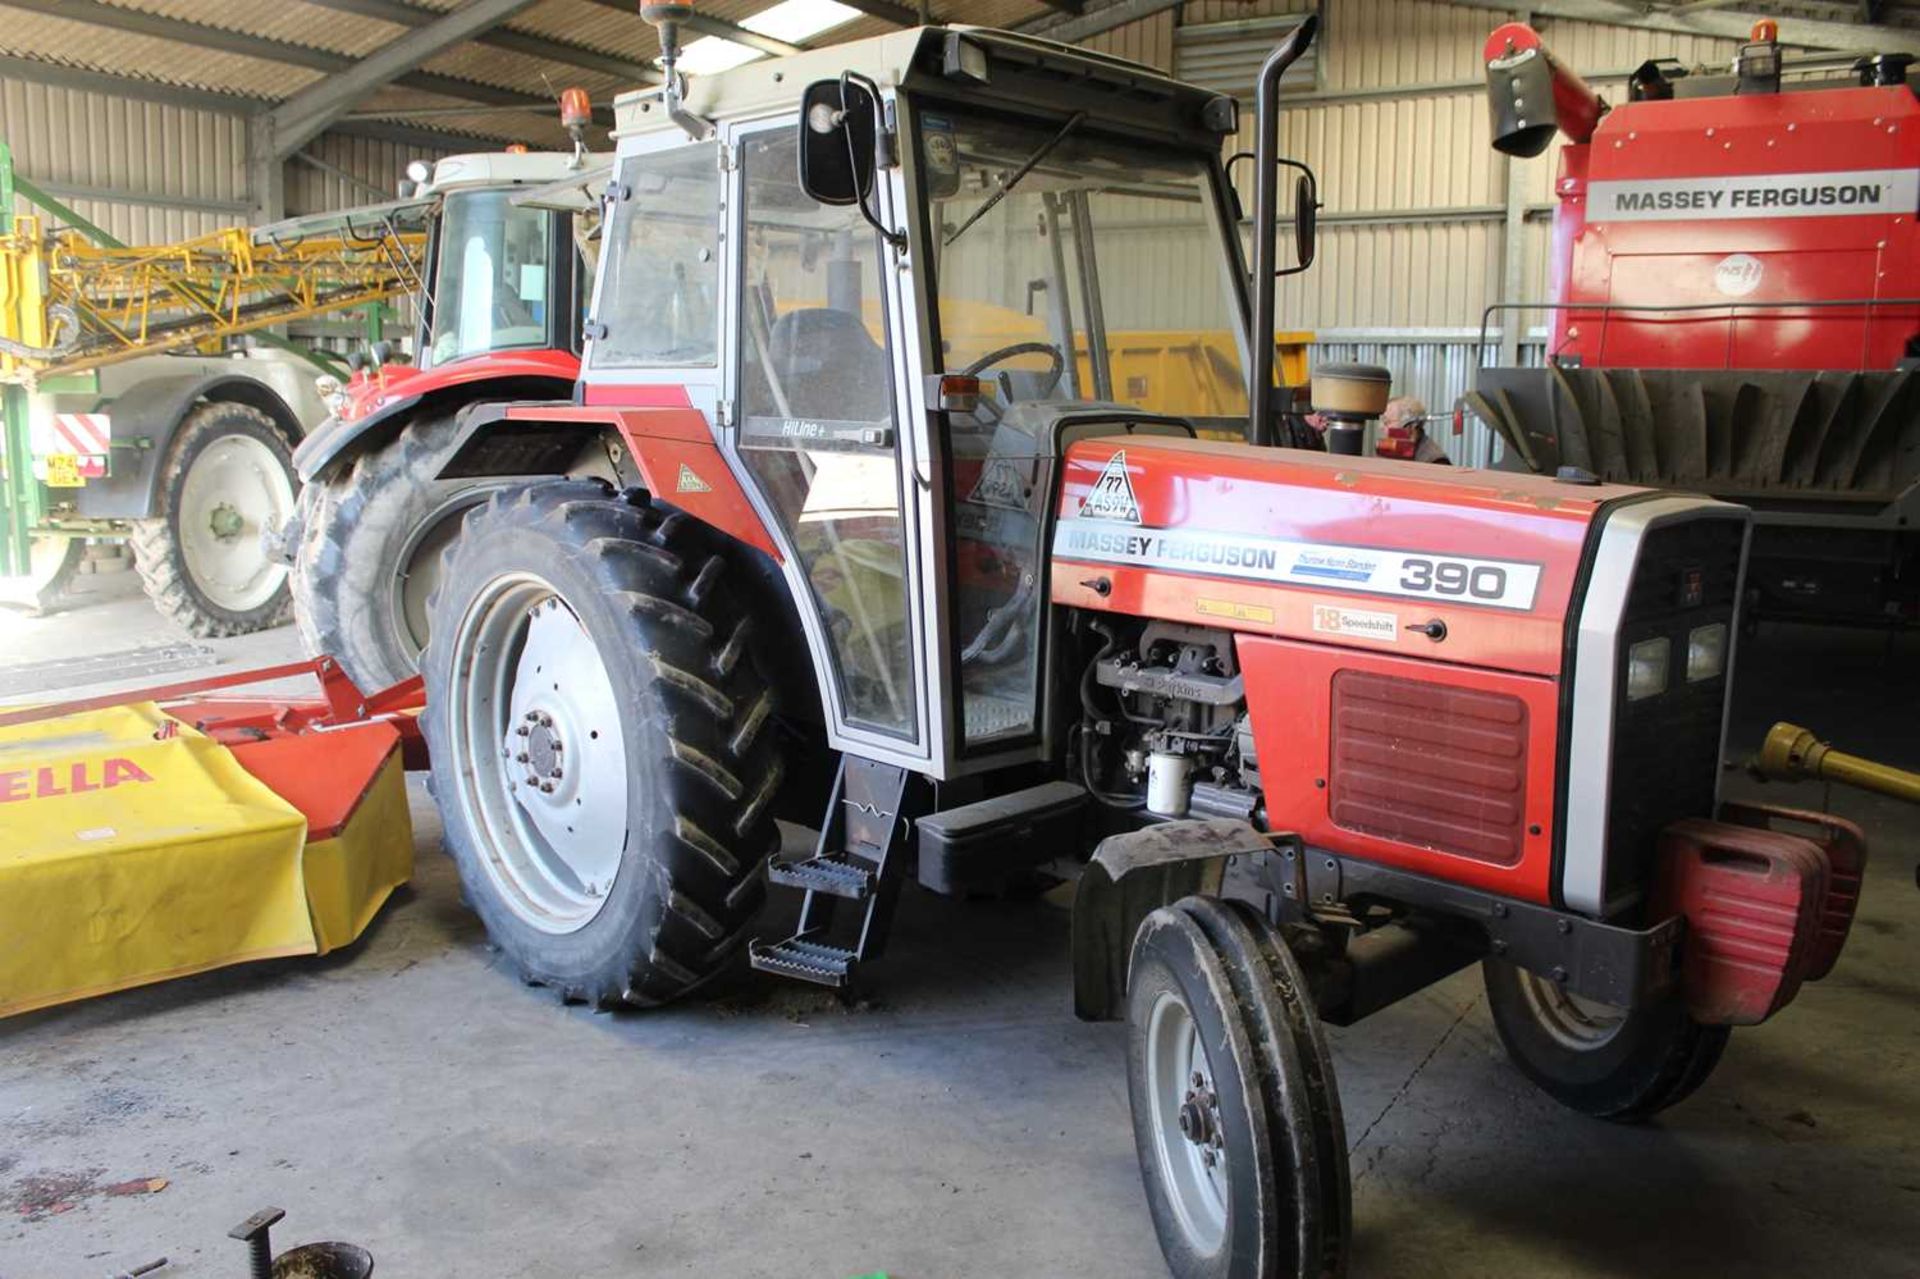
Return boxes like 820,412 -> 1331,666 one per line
1293,172 -> 1317,271
799,78 -> 877,207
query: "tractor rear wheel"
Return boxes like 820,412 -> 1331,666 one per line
421,480 -> 780,1007
131,401 -> 297,637
1482,958 -> 1728,1121
1127,896 -> 1349,1279
293,412 -> 501,692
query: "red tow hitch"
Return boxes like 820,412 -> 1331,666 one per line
1652,803 -> 1867,1025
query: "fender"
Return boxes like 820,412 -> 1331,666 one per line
439,399 -> 783,561
292,349 -> 580,483
74,373 -> 304,521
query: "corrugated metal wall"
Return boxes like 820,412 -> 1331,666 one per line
1076,0 -> 1744,465
0,80 -> 245,243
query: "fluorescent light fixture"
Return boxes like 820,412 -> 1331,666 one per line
743,0 -> 861,43
673,36 -> 764,76
663,3 -> 860,79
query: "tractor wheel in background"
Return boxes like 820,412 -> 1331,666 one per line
293,411 -> 502,692
1127,895 -> 1349,1279
1482,957 -> 1729,1121
0,535 -> 83,613
131,401 -> 296,637
421,479 -> 780,1007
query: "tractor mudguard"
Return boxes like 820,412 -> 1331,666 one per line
438,400 -> 783,560
292,390 -> 425,483
293,352 -> 581,483
1072,819 -> 1272,1022
74,373 -> 304,520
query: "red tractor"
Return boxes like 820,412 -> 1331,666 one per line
413,13 -> 1874,1275
1471,20 -> 1920,626
287,138 -> 601,692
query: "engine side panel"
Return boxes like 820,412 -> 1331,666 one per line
1239,635 -> 1563,904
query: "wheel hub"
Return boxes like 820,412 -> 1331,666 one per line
1147,991 -> 1230,1252
208,503 -> 245,539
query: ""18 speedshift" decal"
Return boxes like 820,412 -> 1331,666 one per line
1053,517 -> 1543,611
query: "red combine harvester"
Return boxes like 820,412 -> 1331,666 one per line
407,12 -> 1878,1274
287,101 -> 603,693
1470,20 -> 1920,626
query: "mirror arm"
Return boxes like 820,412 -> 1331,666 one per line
841,72 -> 907,251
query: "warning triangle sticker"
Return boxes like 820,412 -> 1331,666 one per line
676,463 -> 712,494
1080,450 -> 1140,523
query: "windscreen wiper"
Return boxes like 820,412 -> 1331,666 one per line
943,111 -> 1087,248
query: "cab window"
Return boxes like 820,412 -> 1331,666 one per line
589,146 -> 721,368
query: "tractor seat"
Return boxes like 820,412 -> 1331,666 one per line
762,307 -> 890,423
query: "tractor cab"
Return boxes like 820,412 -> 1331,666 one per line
578,25 -> 1281,777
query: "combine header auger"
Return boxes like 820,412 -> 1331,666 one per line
416,13 -> 1881,1275
1470,20 -> 1920,628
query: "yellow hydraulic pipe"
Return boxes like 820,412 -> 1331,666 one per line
1753,722 -> 1920,805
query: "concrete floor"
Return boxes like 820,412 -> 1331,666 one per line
3,570 -> 1917,1278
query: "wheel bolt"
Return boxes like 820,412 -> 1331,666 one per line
540,781 -> 555,793
1201,1148 -> 1217,1169
1191,1072 -> 1204,1089
525,710 -> 539,722
549,767 -> 563,779
516,725 -> 530,737
515,752 -> 529,763
539,713 -> 553,728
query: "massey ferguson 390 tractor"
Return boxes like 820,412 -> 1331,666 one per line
417,12 -> 1874,1275
288,122 -> 602,692
1471,21 -> 1920,627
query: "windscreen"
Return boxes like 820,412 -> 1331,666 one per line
920,107 -> 1249,425
423,189 -> 555,367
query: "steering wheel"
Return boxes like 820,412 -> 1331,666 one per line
959,342 -> 1066,421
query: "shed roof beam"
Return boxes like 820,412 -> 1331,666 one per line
264,0 -> 546,158
576,0 -> 810,57
0,54 -> 257,113
1021,0 -> 1187,43
300,0 -> 658,84
832,0 -> 926,26
0,0 -> 557,111
1438,0 -> 1920,56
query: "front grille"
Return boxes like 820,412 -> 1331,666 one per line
1329,670 -> 1530,865
1603,516 -> 1745,910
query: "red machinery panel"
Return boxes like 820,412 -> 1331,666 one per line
1238,634 -> 1561,904
1653,817 -> 1831,1025
1549,83 -> 1920,369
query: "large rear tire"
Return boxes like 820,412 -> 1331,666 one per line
421,480 -> 780,1007
293,412 -> 500,692
1483,958 -> 1728,1121
131,401 -> 296,637
1127,896 -> 1349,1279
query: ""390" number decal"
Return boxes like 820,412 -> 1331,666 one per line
1400,557 -> 1510,601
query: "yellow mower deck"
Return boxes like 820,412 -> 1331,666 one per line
0,666 -> 416,1018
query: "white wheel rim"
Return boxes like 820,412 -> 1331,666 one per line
1518,969 -> 1629,1050
1146,990 -> 1229,1255
177,433 -> 294,612
26,536 -> 78,591
446,572 -> 629,934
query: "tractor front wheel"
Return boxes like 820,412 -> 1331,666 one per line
1482,958 -> 1728,1121
421,480 -> 780,1007
1126,896 -> 1349,1279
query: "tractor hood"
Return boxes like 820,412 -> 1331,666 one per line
1050,436 -> 1656,677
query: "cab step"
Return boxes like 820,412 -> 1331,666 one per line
767,851 -> 873,900
747,935 -> 857,987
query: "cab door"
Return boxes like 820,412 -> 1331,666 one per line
719,118 -> 931,764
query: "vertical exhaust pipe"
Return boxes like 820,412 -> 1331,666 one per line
1249,13 -> 1319,447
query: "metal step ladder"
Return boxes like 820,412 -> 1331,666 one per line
747,755 -> 913,989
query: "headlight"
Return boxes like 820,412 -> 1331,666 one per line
1626,637 -> 1670,701
1686,622 -> 1728,682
